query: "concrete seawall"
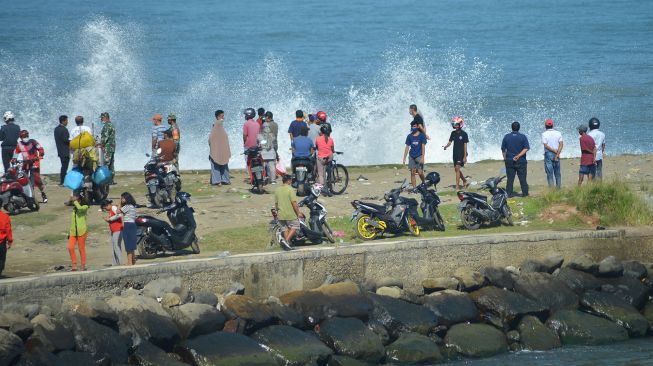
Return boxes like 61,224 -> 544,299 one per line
1,228 -> 652,307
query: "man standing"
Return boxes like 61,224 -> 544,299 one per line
54,115 -> 70,186
243,108 -> 260,182
307,114 -> 321,142
264,111 -> 279,158
443,116 -> 468,190
100,112 -> 116,184
274,174 -> 304,250
167,113 -> 180,168
409,104 -> 429,139
151,114 -> 167,152
542,118 -> 564,189
14,130 -> 48,203
501,121 -> 530,197
0,111 -> 21,173
402,126 -> 427,188
291,126 -> 315,175
70,115 -> 92,139
587,117 -> 605,180
0,208 -> 13,278
578,125 -> 596,185
288,110 -> 307,142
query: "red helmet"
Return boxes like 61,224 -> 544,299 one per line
316,111 -> 327,122
19,130 -> 29,139
451,116 -> 464,129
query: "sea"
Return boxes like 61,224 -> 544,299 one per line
0,0 -> 652,175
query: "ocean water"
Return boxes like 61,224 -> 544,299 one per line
1,0 -> 652,173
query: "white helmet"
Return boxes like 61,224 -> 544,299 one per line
3,111 -> 15,122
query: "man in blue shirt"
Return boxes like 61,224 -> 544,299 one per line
288,110 -> 308,142
291,126 -> 314,175
501,121 -> 530,197
402,127 -> 427,188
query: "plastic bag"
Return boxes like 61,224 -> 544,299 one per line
63,169 -> 84,190
276,158 -> 287,176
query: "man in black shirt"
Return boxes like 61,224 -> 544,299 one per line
0,111 -> 21,173
409,104 -> 429,139
443,116 -> 469,190
54,115 -> 70,185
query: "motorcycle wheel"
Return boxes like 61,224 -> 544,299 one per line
330,164 -> 349,195
190,235 -> 200,254
322,221 -> 335,243
297,182 -> 306,197
4,203 -> 19,216
137,236 -> 158,259
406,215 -> 420,236
27,200 -> 40,212
461,206 -> 481,230
356,214 -> 378,241
433,207 -> 446,231
93,184 -> 109,204
502,205 -> 514,226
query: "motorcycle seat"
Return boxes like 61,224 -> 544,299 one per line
466,192 -> 487,200
401,197 -> 419,206
358,202 -> 386,212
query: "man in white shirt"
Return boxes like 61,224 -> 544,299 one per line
70,116 -> 92,139
587,117 -> 605,180
541,118 -> 564,189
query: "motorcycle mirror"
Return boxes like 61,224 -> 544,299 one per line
156,148 -> 162,154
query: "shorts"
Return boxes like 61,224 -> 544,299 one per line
408,155 -> 424,170
279,219 -> 300,230
579,164 -> 596,176
453,157 -> 465,167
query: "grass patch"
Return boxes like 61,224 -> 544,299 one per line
36,233 -> 66,245
10,213 -> 58,227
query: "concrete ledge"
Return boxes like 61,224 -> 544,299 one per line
1,228 -> 651,306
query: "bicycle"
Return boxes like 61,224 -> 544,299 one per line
325,152 -> 349,195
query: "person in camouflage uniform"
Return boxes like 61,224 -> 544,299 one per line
167,113 -> 180,169
100,112 -> 116,184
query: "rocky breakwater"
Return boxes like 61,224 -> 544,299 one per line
2,254 -> 653,365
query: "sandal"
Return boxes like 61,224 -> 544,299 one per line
70,267 -> 78,272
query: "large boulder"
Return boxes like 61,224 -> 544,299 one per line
169,303 -> 225,339
622,260 -> 647,279
520,260 -> 550,274
555,268 -> 601,294
55,351 -> 98,366
68,314 -> 130,364
0,313 -> 33,341
266,300 -> 308,329
107,295 -> 180,351
580,290 -> 648,337
453,267 -> 486,292
368,294 -> 438,338
176,332 -> 276,365
385,332 -> 442,365
0,328 -> 24,366
280,282 -> 372,324
422,290 -> 479,326
318,317 -> 384,364
513,272 -> 578,311
480,267 -> 515,290
28,314 -> 75,352
567,254 -> 598,274
192,291 -> 219,307
597,256 -> 624,277
129,340 -> 188,366
517,315 -> 561,351
252,325 -> 333,365
469,286 -> 547,328
546,309 -> 629,345
444,323 -> 507,358
142,276 -> 188,301
600,276 -> 649,309
644,301 -> 653,333
542,253 -> 565,273
376,286 -> 402,299
326,355 -> 371,366
222,295 -> 275,332
421,277 -> 460,293
69,297 -> 119,328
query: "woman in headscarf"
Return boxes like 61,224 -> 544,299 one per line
209,110 -> 231,185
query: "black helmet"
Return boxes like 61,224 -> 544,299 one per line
425,172 -> 440,186
175,191 -> 192,204
589,117 -> 600,130
244,108 -> 256,119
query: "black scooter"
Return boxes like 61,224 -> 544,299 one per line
457,176 -> 514,230
409,172 -> 445,231
292,156 -> 313,196
245,146 -> 266,194
135,191 -> 200,258
350,179 -> 420,240
144,151 -> 182,208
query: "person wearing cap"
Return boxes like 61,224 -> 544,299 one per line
501,121 -> 530,197
578,125 -> 596,185
167,113 -> 180,168
100,112 -> 116,184
102,199 -> 123,266
1,111 -> 21,173
54,115 -> 70,186
151,114 -> 167,152
587,117 -> 605,180
542,118 -> 564,189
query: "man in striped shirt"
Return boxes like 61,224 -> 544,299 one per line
151,114 -> 167,153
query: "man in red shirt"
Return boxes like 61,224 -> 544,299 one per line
14,130 -> 47,203
0,209 -> 13,277
577,125 -> 596,185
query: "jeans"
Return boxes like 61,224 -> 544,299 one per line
2,147 -> 15,173
0,240 -> 6,277
544,151 -> 561,189
59,156 -> 70,185
505,160 -> 528,196
594,159 -> 603,180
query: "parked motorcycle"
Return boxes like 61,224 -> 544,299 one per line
0,160 -> 39,215
457,176 -> 514,230
245,146 -> 266,194
350,179 -> 420,240
135,191 -> 200,259
78,165 -> 110,204
144,150 -> 182,208
291,156 -> 314,197
409,171 -> 445,231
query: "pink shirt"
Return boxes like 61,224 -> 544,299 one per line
316,136 -> 334,159
243,119 -> 260,149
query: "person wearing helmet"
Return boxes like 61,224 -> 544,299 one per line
587,117 -> 605,180
13,130 -> 48,203
403,125 -> 427,188
443,116 -> 469,190
243,108 -> 261,183
167,113 -> 181,169
542,118 -> 563,189
578,125 -> 596,185
316,124 -> 335,192
288,110 -> 308,142
315,111 -> 332,136
0,111 -> 21,173
501,121 -> 530,197
100,112 -> 116,184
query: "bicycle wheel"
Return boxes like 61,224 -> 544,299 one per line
329,164 -> 349,195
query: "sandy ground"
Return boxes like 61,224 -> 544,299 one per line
2,154 -> 652,278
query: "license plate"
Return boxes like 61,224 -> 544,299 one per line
251,166 -> 263,173
350,209 -> 360,221
296,166 -> 307,171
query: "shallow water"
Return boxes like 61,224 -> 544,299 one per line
1,0 -> 652,173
